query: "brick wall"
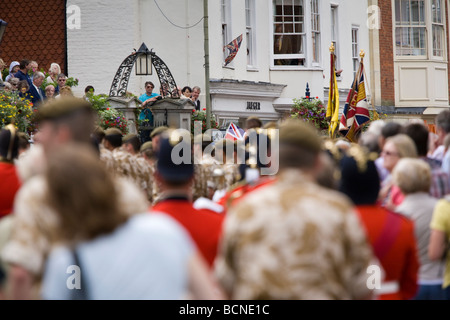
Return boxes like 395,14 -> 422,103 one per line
378,0 -> 395,106
0,0 -> 66,76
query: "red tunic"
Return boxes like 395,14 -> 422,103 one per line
151,197 -> 224,268
0,162 -> 21,218
217,176 -> 277,212
356,205 -> 419,300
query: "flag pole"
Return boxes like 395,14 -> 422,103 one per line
204,0 -> 212,129
327,43 -> 339,139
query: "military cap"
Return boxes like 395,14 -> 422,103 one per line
150,126 -> 169,138
104,127 -> 123,136
122,133 -> 138,143
156,131 -> 194,182
93,126 -> 105,135
35,97 -> 92,122
140,141 -> 153,152
339,145 -> 380,205
279,119 -> 322,153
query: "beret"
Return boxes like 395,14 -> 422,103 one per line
140,141 -> 153,152
150,126 -> 169,138
122,133 -> 138,143
35,97 -> 92,122
279,119 -> 322,153
104,127 -> 123,136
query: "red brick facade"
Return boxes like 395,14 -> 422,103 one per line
0,0 -> 66,76
378,0 -> 395,106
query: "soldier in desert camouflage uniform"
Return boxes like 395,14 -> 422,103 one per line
92,126 -> 115,172
140,141 -> 156,205
192,133 -> 220,201
122,133 -> 154,204
214,119 -> 376,300
103,128 -> 142,190
147,126 -> 168,204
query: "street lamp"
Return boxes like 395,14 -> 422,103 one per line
0,19 -> 7,47
135,42 -> 152,76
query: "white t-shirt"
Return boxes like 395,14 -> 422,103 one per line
41,213 -> 194,300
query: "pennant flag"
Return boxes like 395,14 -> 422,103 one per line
225,122 -> 245,141
338,57 -> 370,142
224,34 -> 243,66
326,50 -> 340,138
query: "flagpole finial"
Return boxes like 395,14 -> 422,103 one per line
329,43 -> 335,53
359,50 -> 365,59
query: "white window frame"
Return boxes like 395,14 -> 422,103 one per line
310,0 -> 321,66
330,4 -> 340,77
393,0 -> 447,61
431,0 -> 445,58
222,0 -> 233,67
246,0 -> 258,69
271,0 -> 307,69
352,25 -> 359,78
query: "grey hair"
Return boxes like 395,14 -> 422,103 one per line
34,71 -> 45,80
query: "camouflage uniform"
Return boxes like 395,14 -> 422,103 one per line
1,175 -> 149,299
133,154 -> 154,204
99,145 -> 115,172
111,148 -> 140,185
214,169 -> 375,300
192,154 -> 220,201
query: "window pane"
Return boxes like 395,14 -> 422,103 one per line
432,0 -> 442,23
312,32 -> 319,63
400,0 -> 410,24
273,0 -> 305,65
395,0 -> 426,56
411,0 -> 423,24
433,25 -> 444,56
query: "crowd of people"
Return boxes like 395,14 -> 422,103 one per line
0,83 -> 450,300
0,59 -> 77,108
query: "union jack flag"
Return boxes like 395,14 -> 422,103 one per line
224,34 -> 243,66
338,60 -> 370,142
225,122 -> 245,141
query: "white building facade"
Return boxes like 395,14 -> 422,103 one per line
67,0 -> 372,129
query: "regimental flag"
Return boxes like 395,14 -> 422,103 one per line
326,52 -> 340,138
225,122 -> 245,141
224,34 -> 243,66
338,59 -> 370,142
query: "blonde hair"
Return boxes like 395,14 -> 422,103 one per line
392,158 -> 431,194
444,133 -> 450,150
60,86 -> 73,96
385,134 -> 418,158
50,62 -> 61,75
45,143 -> 127,244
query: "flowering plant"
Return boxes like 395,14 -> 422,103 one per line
191,108 -> 219,134
39,69 -> 79,91
290,97 -> 329,133
0,90 -> 35,133
97,107 -> 129,134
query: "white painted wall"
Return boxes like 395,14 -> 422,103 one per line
67,0 -> 371,109
67,0 -> 140,97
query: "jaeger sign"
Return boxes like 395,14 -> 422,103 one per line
246,101 -> 261,110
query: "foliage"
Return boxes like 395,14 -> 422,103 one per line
97,107 -> 129,134
0,90 -> 35,133
290,97 -> 328,133
39,69 -> 79,91
191,108 -> 219,134
1,68 -> 8,81
85,93 -> 111,113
